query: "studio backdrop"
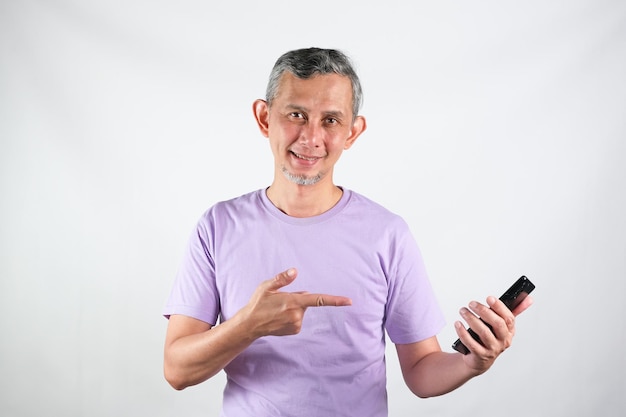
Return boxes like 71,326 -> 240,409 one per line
1,1 -> 625,416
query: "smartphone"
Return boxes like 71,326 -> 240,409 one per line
452,276 -> 535,355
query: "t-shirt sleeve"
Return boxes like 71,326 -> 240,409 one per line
384,220 -> 446,344
162,212 -> 221,325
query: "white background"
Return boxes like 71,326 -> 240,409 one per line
1,1 -> 625,416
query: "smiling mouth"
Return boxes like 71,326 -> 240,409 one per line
291,151 -> 320,161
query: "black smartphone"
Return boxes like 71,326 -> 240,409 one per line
452,275 -> 535,355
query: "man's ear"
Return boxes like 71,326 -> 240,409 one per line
344,115 -> 367,150
252,99 -> 270,138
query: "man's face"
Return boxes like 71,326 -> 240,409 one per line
254,72 -> 365,187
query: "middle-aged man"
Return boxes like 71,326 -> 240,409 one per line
163,47 -> 534,417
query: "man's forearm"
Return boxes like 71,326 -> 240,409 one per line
164,313 -> 256,390
401,351 -> 482,398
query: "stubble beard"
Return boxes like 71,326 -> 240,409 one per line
281,166 -> 323,186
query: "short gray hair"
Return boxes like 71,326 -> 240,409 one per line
265,47 -> 363,119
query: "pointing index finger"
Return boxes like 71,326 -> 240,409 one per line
297,293 -> 352,307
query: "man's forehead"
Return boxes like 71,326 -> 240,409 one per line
274,72 -> 353,106
278,71 -> 351,90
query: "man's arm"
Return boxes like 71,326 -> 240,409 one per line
396,295 -> 534,398
164,313 -> 254,390
163,268 -> 352,390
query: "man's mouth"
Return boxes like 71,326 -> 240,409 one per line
291,151 -> 320,161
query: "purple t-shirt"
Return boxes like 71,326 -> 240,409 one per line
164,188 -> 445,417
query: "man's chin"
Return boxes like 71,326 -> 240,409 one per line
281,168 -> 323,186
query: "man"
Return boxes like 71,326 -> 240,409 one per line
163,47 -> 533,416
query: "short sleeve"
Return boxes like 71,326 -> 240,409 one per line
162,212 -> 221,325
384,221 -> 446,344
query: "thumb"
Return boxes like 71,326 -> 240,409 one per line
265,268 -> 297,292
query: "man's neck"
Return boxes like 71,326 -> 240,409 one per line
266,180 -> 343,218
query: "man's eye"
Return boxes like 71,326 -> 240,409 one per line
289,112 -> 303,118
326,117 -> 338,124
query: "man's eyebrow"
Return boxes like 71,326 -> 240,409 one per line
283,105 -> 347,122
285,105 -> 345,118
323,110 -> 345,119
285,104 -> 309,113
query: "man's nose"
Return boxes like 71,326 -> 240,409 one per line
299,122 -> 322,148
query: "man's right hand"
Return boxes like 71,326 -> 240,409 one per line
241,267 -> 352,338
164,268 -> 351,390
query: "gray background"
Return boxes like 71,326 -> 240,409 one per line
1,1 -> 625,416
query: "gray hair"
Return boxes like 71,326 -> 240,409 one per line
265,47 -> 363,119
